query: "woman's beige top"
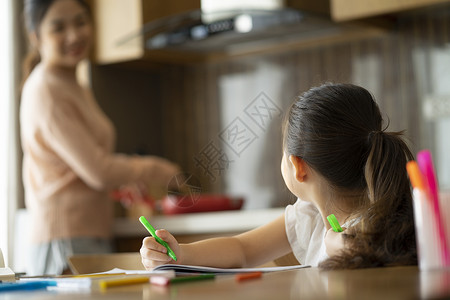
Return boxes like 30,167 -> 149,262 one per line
20,64 -> 159,243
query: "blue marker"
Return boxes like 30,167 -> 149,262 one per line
0,281 -> 57,292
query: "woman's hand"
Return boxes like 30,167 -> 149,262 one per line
146,156 -> 181,187
114,183 -> 149,208
140,229 -> 181,270
324,228 -> 346,257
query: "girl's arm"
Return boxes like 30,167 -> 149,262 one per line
141,214 -> 292,269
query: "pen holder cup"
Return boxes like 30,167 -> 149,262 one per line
413,190 -> 450,270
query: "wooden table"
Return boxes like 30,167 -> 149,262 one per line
3,266 -> 450,299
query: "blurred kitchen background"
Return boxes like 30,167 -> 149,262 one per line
87,0 -> 450,207
1,0 -> 450,271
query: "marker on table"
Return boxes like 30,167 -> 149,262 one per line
98,276 -> 150,290
0,281 -> 57,292
139,216 -> 177,261
236,272 -> 262,282
150,274 -> 215,286
327,214 -> 343,232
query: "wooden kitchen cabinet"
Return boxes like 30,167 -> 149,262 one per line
87,0 -> 447,65
287,0 -> 450,21
89,0 -> 200,64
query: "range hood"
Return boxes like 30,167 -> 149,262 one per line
117,9 -> 305,51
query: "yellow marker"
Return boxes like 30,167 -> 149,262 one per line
98,276 -> 150,290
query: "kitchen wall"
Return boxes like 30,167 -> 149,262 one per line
91,4 -> 450,209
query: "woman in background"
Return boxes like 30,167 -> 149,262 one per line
21,0 -> 179,275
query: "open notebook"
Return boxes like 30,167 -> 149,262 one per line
152,264 -> 310,274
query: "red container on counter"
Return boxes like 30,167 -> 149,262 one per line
161,194 -> 244,215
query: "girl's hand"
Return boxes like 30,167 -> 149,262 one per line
140,229 -> 181,270
324,227 -> 346,257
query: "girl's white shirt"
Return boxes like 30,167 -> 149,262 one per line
285,198 -> 328,266
285,198 -> 359,266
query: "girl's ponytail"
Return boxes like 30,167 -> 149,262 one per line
320,130 -> 417,269
365,131 -> 413,206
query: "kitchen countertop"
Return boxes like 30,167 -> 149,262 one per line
114,207 -> 285,237
13,208 -> 285,272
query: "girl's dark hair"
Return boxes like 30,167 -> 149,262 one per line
284,83 -> 417,269
22,0 -> 91,80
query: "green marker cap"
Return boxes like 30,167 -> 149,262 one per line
327,214 -> 343,232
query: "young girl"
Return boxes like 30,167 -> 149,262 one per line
140,83 -> 417,269
21,0 -> 179,275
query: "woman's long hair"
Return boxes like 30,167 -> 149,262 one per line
22,0 -> 91,81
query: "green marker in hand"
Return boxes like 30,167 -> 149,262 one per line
139,216 -> 177,261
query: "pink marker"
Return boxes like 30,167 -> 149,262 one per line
417,150 -> 450,267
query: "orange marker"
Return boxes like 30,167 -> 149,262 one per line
406,161 -> 426,190
235,272 -> 262,282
